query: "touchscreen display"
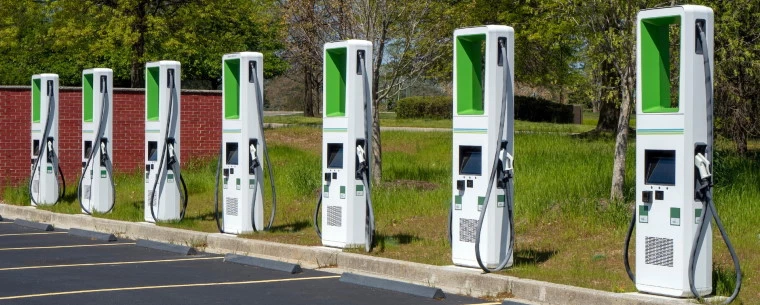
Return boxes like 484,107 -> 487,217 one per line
327,143 -> 343,169
459,146 -> 482,175
645,150 -> 676,185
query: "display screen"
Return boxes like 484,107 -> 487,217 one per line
226,142 -> 239,165
459,146 -> 482,175
645,150 -> 676,185
327,143 -> 343,169
84,141 -> 93,158
33,140 -> 40,156
148,141 -> 158,161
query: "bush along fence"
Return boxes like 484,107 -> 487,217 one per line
396,95 -> 582,124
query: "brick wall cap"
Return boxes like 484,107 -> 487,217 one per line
0,85 -> 220,95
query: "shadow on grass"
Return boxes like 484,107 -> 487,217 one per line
514,248 -> 557,266
374,233 -> 421,252
268,220 -> 311,233
129,200 -> 143,209
713,266 -> 740,297
184,211 -> 216,222
60,191 -> 78,203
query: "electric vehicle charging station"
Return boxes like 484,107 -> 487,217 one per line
144,61 -> 188,222
78,68 -> 115,214
313,40 -> 375,252
450,26 -> 515,272
29,73 -> 64,206
214,52 -> 277,234
624,6 -> 741,303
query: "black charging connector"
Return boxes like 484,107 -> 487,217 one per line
355,139 -> 367,180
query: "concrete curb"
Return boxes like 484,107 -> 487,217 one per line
136,239 -> 197,255
224,254 -> 302,274
13,218 -> 54,231
340,272 -> 445,299
0,203 -> 691,305
69,228 -> 117,242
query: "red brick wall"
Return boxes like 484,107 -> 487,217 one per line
0,86 -> 221,187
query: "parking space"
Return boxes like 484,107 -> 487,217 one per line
0,219 -> 499,305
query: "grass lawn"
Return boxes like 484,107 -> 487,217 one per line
3,124 -> 756,302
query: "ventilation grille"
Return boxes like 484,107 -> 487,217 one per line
327,206 -> 342,227
459,218 -> 478,243
32,180 -> 39,193
645,236 -> 674,267
225,197 -> 239,216
83,185 -> 91,200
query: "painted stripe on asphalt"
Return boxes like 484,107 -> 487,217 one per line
0,275 -> 341,300
0,232 -> 67,237
0,243 -> 135,251
0,257 -> 223,272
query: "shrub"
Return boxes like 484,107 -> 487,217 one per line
515,95 -> 574,124
396,96 -> 452,119
395,95 -> 574,124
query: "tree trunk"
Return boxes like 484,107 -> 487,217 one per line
596,97 -> 620,131
732,111 -> 749,155
369,21 -> 389,185
595,64 -> 620,131
129,3 -> 147,88
371,107 -> 382,184
734,133 -> 748,156
303,65 -> 316,117
311,69 -> 321,116
610,72 -> 634,201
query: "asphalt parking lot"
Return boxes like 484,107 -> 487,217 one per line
0,219 -> 512,305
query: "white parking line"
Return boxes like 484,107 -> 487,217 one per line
0,257 -> 224,272
0,275 -> 341,300
0,232 -> 67,237
0,243 -> 136,251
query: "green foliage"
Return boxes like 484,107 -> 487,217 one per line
394,94 -> 575,123
0,0 -> 58,85
515,95 -> 574,124
395,96 -> 452,119
2,180 -> 30,204
157,0 -> 287,88
0,0 -> 287,87
700,0 -> 760,153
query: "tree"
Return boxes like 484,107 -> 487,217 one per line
281,0 -> 455,183
158,0 -> 288,89
562,0 -> 668,201
358,0 -> 458,183
706,0 -> 760,155
89,0 -> 195,88
279,0 -> 326,117
433,1 -> 587,104
14,0 -> 286,87
0,0 -> 58,85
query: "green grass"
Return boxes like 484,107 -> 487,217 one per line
3,125 -> 757,303
582,110 -> 599,126
264,114 -> 323,126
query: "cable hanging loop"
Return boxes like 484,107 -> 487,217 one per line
474,39 -> 514,273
